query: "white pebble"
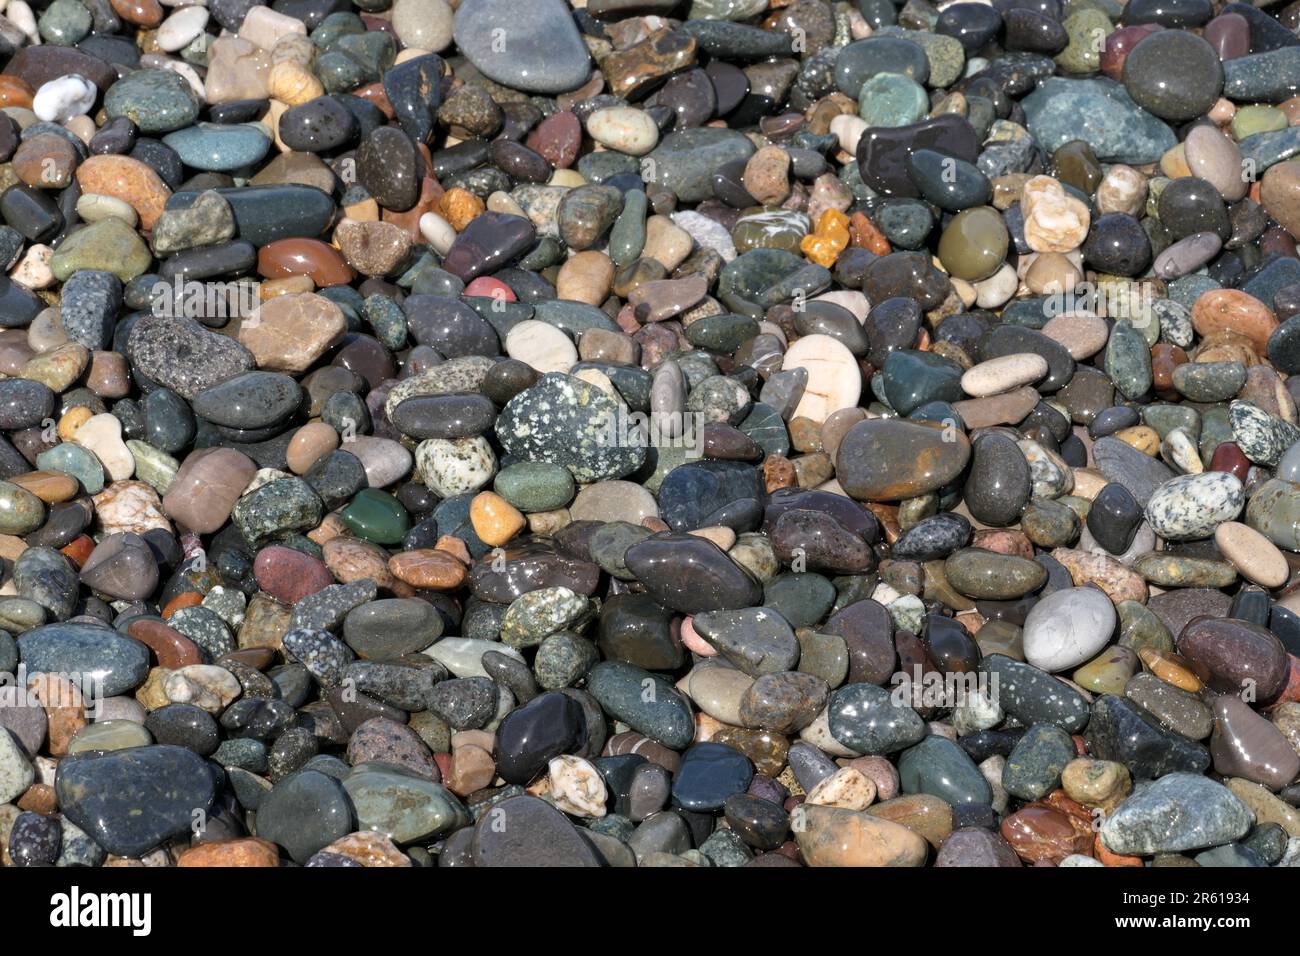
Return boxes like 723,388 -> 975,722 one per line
76,193 -> 140,228
7,1 -> 37,42
32,75 -> 97,124
586,107 -> 659,156
156,5 -> 210,52
505,319 -> 579,375
418,212 -> 456,255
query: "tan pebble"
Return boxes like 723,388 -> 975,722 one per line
556,250 -> 615,305
1214,521 -> 1289,588
689,525 -> 737,550
1094,164 -> 1147,217
641,215 -> 693,271
742,145 -> 792,205
434,534 -> 472,565
527,508 -> 571,534
1023,251 -> 1081,295
1041,311 -> 1109,359
806,766 -> 877,810
266,60 -> 323,105
286,422 -> 339,474
504,319 -> 578,374
1021,175 -> 1090,253
1115,425 -> 1160,455
960,353 -> 1049,397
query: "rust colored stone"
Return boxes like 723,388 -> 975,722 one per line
128,618 -> 204,669
257,238 -> 357,287
177,838 -> 280,867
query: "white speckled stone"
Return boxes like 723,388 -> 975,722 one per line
1145,471 -> 1244,541
1022,586 -> 1116,672
415,436 -> 497,498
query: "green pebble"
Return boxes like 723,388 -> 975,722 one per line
50,218 -> 153,282
493,461 -> 575,512
1232,104 -> 1288,141
340,488 -> 411,545
858,71 -> 929,127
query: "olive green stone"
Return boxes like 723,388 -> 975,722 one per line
50,218 -> 153,282
0,597 -> 45,633
897,494 -> 938,530
0,480 -> 44,535
339,488 -> 410,545
608,189 -> 648,267
1020,497 -> 1080,548
1232,105 -> 1288,142
936,206 -> 1008,281
731,207 -> 811,255
67,719 -> 153,754
796,630 -> 849,688
1132,553 -> 1238,589
1073,645 -> 1138,696
944,548 -> 1047,600
1124,672 -> 1213,739
1053,140 -> 1102,194
975,619 -> 1023,660
127,440 -> 179,494
1056,9 -> 1113,74
1116,598 -> 1175,655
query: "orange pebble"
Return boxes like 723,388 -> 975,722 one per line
800,208 -> 851,267
1191,287 -> 1278,352
849,211 -> 891,254
439,187 -> 486,232
0,76 -> 35,109
177,838 -> 280,867
469,491 -> 526,547
1094,833 -> 1143,866
162,591 -> 205,619
60,535 -> 95,569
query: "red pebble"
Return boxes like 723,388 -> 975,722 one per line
1209,441 -> 1250,481
253,544 -> 334,604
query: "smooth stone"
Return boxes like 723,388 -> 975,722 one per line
1100,772 -> 1252,855
55,745 -> 216,857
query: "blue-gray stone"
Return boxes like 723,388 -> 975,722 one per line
452,0 -> 592,94
55,746 -> 217,858
18,622 -> 149,696
59,271 -> 121,350
162,123 -> 272,172
1224,47 -> 1300,103
1100,772 -> 1253,855
1022,76 -> 1176,164
898,734 -> 993,805
586,661 -> 695,749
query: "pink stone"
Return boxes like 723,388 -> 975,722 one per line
254,544 -> 334,604
161,447 -> 257,533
